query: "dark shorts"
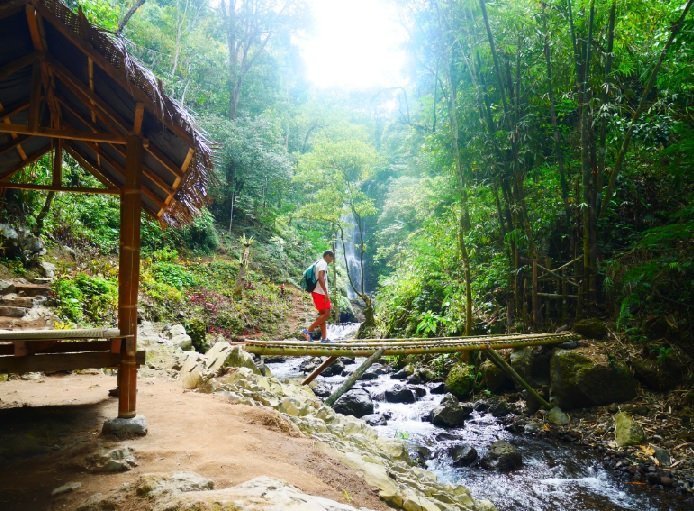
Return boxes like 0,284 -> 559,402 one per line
311,292 -> 331,312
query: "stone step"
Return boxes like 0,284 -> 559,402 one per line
14,283 -> 51,297
30,277 -> 53,285
0,281 -> 16,296
0,295 -> 34,307
0,305 -> 28,317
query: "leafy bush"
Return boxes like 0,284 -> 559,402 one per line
53,274 -> 117,325
151,262 -> 197,290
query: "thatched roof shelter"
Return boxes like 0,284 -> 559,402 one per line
0,0 -> 215,421
0,0 -> 213,226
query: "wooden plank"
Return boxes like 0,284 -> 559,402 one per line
0,52 -> 39,81
0,102 -> 31,122
301,356 -> 338,385
0,340 -> 111,355
0,182 -> 118,194
0,123 -> 127,144
0,136 -> 30,156
0,327 -> 122,340
0,350 -> 145,374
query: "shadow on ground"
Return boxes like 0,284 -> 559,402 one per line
0,400 -> 109,511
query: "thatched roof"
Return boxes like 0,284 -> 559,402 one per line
0,0 -> 213,226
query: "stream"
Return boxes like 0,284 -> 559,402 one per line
265,324 -> 690,511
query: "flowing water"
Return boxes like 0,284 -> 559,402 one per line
337,215 -> 366,299
265,324 -> 691,511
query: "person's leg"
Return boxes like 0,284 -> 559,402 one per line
318,310 -> 329,339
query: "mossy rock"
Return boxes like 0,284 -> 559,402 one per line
479,360 -> 511,394
631,358 -> 683,392
573,318 -> 608,340
614,412 -> 646,447
444,363 -> 476,399
550,349 -> 637,409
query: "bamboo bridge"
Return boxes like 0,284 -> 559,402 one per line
240,332 -> 579,358
239,331 -> 580,409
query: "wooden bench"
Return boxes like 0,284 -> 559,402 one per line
0,328 -> 144,374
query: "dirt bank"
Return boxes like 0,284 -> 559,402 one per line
0,373 -> 390,511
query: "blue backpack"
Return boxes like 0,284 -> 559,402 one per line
300,261 -> 318,293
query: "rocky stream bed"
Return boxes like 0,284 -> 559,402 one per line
256,324 -> 693,511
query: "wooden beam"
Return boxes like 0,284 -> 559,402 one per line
0,350 -> 145,374
53,140 -> 62,187
0,123 -> 127,144
28,62 -> 43,131
25,5 -> 47,52
63,144 -> 117,191
0,102 -> 30,122
58,98 -> 172,199
0,182 -> 118,195
0,52 -> 39,81
133,102 -> 144,135
88,57 -> 97,124
117,135 -> 143,418
0,340 -> 112,355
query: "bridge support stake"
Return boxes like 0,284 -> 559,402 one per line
486,350 -> 551,410
325,349 -> 384,408
302,356 -> 338,386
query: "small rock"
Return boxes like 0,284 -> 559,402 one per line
660,476 -> 673,487
524,422 -> 540,435
363,414 -> 387,426
321,358 -> 345,377
614,412 -> 645,447
481,441 -> 523,472
429,382 -> 446,394
102,415 -> 148,438
431,394 -> 473,428
391,368 -> 409,380
52,481 -> 81,497
654,447 -> 671,467
547,406 -> 570,426
311,381 -> 332,398
450,443 -> 478,466
85,447 -> 137,473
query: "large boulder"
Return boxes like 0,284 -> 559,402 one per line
0,224 -> 45,263
573,318 -> 608,340
385,384 -> 416,404
510,347 -> 552,385
614,412 -> 645,447
445,363 -> 476,399
205,343 -> 259,376
168,324 -> 193,350
481,441 -> 523,471
362,363 -> 390,380
431,394 -> 473,428
550,348 -> 637,409
479,359 -> 511,393
333,389 -> 373,418
631,357 -> 685,392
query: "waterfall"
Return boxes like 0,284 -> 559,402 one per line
338,214 -> 365,299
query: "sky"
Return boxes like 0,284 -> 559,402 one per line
299,0 -> 408,89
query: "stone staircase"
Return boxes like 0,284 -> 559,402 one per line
0,279 -> 56,330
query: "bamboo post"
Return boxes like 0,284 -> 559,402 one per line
325,349 -> 384,407
486,350 -> 551,410
532,259 -> 539,327
302,356 -> 338,385
561,269 -> 568,324
117,134 -> 142,418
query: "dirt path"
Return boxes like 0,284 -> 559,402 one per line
0,373 -> 390,511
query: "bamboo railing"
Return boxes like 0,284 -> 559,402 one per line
240,332 -> 579,357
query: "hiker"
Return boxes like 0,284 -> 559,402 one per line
302,250 -> 335,343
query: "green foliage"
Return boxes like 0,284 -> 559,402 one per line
53,274 -> 117,325
184,317 -> 210,353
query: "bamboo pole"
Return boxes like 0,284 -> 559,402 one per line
532,259 -> 539,327
325,349 -> 384,408
117,134 -> 142,419
301,356 -> 338,385
486,350 -> 551,410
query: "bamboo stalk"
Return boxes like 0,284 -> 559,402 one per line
302,356 -> 338,385
325,349 -> 384,408
486,350 -> 551,410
